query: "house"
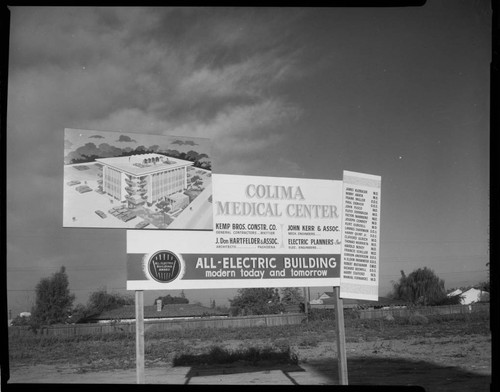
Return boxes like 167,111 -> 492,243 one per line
88,303 -> 229,324
447,288 -> 489,305
447,288 -> 463,297
310,297 -> 360,310
317,292 -> 335,300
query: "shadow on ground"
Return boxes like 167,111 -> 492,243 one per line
183,361 -> 305,385
311,357 -> 490,391
181,357 -> 490,390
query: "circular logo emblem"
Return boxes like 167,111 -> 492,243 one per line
148,250 -> 181,283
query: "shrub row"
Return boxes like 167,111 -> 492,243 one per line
172,345 -> 298,366
9,311 -> 488,346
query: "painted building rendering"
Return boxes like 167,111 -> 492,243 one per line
95,153 -> 193,208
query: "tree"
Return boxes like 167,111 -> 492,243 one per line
70,303 -> 92,324
433,294 -> 463,306
280,287 -> 304,305
31,266 -> 75,326
390,267 -> 447,306
188,175 -> 202,190
87,289 -> 134,314
71,289 -> 134,323
229,288 -> 283,316
477,261 -> 490,292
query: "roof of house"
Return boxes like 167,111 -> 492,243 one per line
320,292 -> 335,298
89,303 -> 229,321
447,288 -> 490,304
447,288 -> 463,297
458,288 -> 489,305
313,296 -> 408,308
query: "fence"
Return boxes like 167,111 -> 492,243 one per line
9,313 -> 306,338
358,303 -> 490,320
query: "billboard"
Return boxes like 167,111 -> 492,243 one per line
63,128 -> 212,230
125,171 -> 380,299
127,174 -> 344,290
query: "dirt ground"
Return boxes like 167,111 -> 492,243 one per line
5,334 -> 491,390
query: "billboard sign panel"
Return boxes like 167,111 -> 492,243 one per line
127,174 -> 343,290
127,230 -> 341,290
212,174 -> 343,253
63,128 -> 212,230
340,171 -> 381,300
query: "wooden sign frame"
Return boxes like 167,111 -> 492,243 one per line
134,286 -> 349,385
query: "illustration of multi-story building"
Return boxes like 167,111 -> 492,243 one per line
95,153 -> 193,209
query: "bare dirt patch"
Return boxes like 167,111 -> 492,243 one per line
6,316 -> 491,390
7,334 -> 490,389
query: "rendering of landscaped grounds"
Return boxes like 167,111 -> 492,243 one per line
63,159 -> 212,230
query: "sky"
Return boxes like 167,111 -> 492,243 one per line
6,3 -> 491,316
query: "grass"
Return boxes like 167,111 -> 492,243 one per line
8,312 -> 490,369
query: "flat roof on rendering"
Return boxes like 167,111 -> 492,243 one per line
95,153 -> 193,176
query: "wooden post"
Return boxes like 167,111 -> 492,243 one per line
307,287 -> 311,322
135,290 -> 145,384
303,287 -> 309,322
333,286 -> 348,385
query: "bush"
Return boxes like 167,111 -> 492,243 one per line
384,314 -> 395,322
272,338 -> 291,350
298,335 -> 320,347
308,308 -> 335,321
229,288 -> 284,316
409,313 -> 429,325
10,315 -> 32,327
172,344 -> 298,367
70,290 -> 135,323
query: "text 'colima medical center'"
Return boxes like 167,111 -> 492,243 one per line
95,153 -> 193,209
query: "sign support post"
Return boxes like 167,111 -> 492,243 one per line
303,287 -> 309,322
135,290 -> 145,384
334,286 -> 348,385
